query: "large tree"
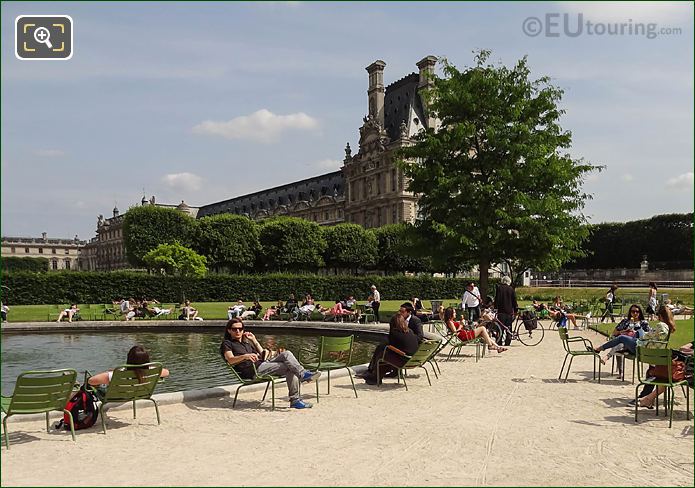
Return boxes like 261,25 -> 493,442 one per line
123,205 -> 197,267
194,214 -> 260,273
398,51 -> 600,297
143,242 -> 207,277
323,223 -> 377,273
369,223 -> 431,274
257,217 -> 327,272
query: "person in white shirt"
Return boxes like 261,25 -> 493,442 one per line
227,300 -> 246,319
370,285 -> 381,322
461,282 -> 481,322
120,298 -> 136,321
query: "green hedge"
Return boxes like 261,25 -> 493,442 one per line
2,257 -> 49,273
1,271 -> 485,305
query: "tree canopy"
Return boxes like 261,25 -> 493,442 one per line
123,206 -> 197,267
323,223 -> 377,272
398,51 -> 600,296
194,214 -> 260,273
257,217 -> 327,272
143,242 -> 207,277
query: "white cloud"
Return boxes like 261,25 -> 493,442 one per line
192,109 -> 319,143
665,172 -> 694,190
621,173 -> 634,182
309,158 -> 342,170
559,2 -> 693,23
162,172 -> 203,192
34,149 -> 65,157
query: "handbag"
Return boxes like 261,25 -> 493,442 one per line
646,360 -> 686,382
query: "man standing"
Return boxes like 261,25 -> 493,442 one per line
370,285 -> 381,322
494,276 -> 518,346
220,318 -> 320,409
461,282 -> 482,323
400,302 -> 424,342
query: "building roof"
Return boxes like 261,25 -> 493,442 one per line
198,171 -> 344,218
383,72 -> 427,140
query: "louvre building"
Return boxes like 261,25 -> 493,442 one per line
197,55 -> 439,229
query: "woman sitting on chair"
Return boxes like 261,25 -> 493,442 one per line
87,345 -> 169,387
359,314 -> 420,385
444,307 -> 507,353
593,304 -> 652,365
549,296 -> 579,329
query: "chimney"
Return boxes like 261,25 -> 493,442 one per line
416,55 -> 438,129
42,232 -> 47,241
366,60 -> 386,127
416,55 -> 437,89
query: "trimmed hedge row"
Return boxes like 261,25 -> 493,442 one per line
1,272 -> 486,305
2,257 -> 49,273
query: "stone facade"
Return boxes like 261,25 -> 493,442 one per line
1,232 -> 86,270
198,56 -> 438,229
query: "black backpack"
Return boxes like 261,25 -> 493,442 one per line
521,310 -> 538,330
56,385 -> 99,431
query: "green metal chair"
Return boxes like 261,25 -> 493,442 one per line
376,340 -> 441,391
357,304 -> 376,324
100,304 -> 121,321
224,361 -> 286,411
89,362 -> 163,434
431,321 -> 484,363
634,346 -> 691,428
47,304 -> 64,321
1,369 -> 78,449
557,328 -> 602,382
301,335 -> 358,402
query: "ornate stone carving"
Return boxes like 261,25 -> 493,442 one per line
399,120 -> 408,139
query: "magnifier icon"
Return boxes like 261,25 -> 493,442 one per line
33,27 -> 53,49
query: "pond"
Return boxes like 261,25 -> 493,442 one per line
1,328 -> 382,394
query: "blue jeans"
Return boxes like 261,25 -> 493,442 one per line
599,335 -> 637,355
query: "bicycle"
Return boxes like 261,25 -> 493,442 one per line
481,311 -> 545,347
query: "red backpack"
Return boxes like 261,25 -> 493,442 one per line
56,385 -> 99,431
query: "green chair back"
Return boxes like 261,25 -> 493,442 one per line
316,335 -> 354,368
404,340 -> 440,367
103,362 -> 163,402
558,327 -> 570,349
2,369 -> 78,448
3,369 -> 76,415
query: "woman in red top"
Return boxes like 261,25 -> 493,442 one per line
444,307 -> 507,353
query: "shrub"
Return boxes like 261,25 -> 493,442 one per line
1,257 -> 49,273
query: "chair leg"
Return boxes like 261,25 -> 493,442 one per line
315,374 -> 320,403
327,370 -> 331,396
634,385 -> 640,423
422,366 -> 432,386
559,354 -> 569,381
400,369 -> 408,391
429,361 -> 438,379
347,368 -> 358,398
669,387 -> 675,428
3,415 -> 10,449
99,403 -> 107,434
133,400 -> 137,419
261,382 -> 270,401
233,385 -> 242,408
564,356 -> 575,382
46,412 -> 50,433
376,362 -> 382,386
63,410 -> 76,442
150,399 -> 161,425
270,381 -> 275,411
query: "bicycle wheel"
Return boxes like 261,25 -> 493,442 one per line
485,321 -> 504,346
516,323 -> 544,346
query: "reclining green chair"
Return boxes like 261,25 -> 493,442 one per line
431,320 -> 485,362
1,369 -> 77,449
558,328 -> 602,382
376,340 -> 441,391
224,361 -> 287,411
634,346 -> 691,428
300,335 -> 358,402
89,362 -> 163,434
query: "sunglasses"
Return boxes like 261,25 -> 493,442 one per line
230,327 -> 244,332
630,310 -> 640,314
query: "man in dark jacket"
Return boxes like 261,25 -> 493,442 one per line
494,276 -> 518,346
400,302 -> 424,342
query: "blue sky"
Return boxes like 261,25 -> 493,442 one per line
2,1 -> 693,241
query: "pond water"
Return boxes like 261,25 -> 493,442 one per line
1,328 -> 382,394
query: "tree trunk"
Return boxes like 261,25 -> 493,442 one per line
479,256 -> 490,299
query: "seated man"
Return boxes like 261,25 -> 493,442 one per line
400,302 -> 424,342
227,300 -> 246,320
181,300 -> 203,321
220,318 -> 320,409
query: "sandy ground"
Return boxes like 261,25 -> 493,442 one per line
2,328 -> 693,486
